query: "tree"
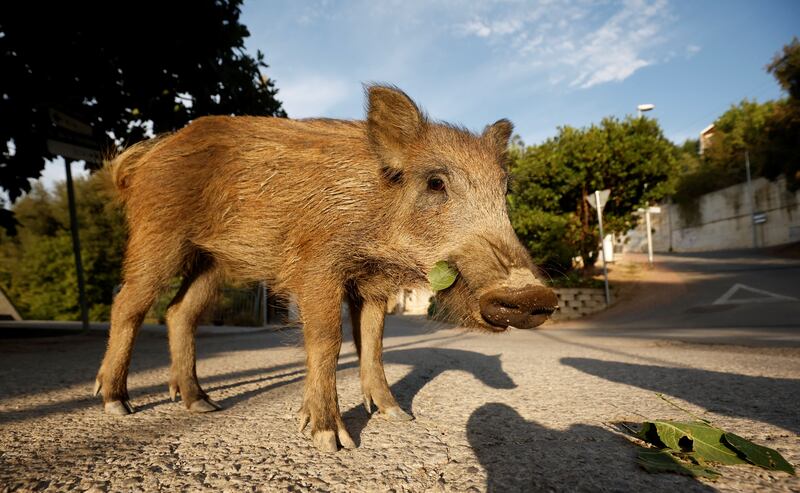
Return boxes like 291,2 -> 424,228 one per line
509,117 -> 677,273
674,38 -> 800,211
765,38 -> 800,190
768,37 -> 800,100
0,174 -> 127,320
0,0 -> 285,230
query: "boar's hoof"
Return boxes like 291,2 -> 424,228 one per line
313,430 -> 339,453
188,398 -> 222,413
381,406 -> 413,422
310,428 -> 356,452
104,400 -> 135,415
337,427 -> 357,449
479,285 -> 559,330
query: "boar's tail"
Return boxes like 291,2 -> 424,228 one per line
106,135 -> 170,204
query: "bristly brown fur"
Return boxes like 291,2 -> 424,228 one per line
95,84 -> 550,451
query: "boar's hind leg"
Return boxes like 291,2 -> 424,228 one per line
296,281 -> 356,452
165,256 -> 222,413
350,295 -> 412,422
95,238 -> 180,414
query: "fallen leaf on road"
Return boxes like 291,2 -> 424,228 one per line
636,449 -> 720,478
723,432 -> 796,474
633,420 -> 795,478
639,421 -> 745,465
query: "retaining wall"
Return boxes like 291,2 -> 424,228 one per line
551,288 -> 608,320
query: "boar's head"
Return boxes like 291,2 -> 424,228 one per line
366,85 -> 558,331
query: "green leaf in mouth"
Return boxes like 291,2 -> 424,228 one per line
428,261 -> 458,292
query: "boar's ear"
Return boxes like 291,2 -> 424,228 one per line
366,85 -> 425,167
482,119 -> 514,156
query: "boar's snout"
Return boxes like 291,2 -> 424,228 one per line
479,285 -> 559,330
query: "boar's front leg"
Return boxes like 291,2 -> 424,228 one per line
349,294 -> 413,421
296,281 -> 356,452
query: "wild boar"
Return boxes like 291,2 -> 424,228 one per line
94,85 -> 558,452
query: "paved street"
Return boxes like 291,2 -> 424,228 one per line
1,251 -> 798,492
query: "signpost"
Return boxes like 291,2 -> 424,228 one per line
636,206 -> 661,266
48,109 -> 101,333
586,189 -> 611,306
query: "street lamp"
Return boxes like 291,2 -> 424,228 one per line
637,103 -> 655,118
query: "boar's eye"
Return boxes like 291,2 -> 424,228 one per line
427,177 -> 446,192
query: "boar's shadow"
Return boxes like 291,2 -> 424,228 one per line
339,347 -> 516,445
383,347 -> 517,409
561,357 -> 800,434
466,402 -> 713,492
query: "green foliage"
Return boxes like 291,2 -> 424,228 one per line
428,261 -> 459,292
508,117 -> 677,273
636,449 -> 720,479
768,37 -> 800,101
546,270 -> 605,289
675,38 -> 800,210
636,420 -> 795,477
0,0 -> 285,231
0,175 -> 127,320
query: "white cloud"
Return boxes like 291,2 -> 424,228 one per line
455,0 -> 674,89
277,76 -> 349,118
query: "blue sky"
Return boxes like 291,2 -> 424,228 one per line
36,0 -> 799,190
242,0 -> 798,145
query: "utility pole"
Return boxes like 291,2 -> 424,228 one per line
65,159 -> 89,332
48,109 -> 100,333
643,182 -> 653,266
745,151 -> 757,248
595,191 -> 610,306
586,190 -> 611,306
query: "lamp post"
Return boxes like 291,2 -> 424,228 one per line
637,103 -> 655,118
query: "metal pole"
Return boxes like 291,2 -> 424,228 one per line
645,207 -> 654,266
261,281 -> 269,327
595,190 -> 611,306
65,160 -> 89,332
745,150 -> 757,248
667,197 -> 674,252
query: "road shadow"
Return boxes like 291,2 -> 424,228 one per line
0,318 -> 461,401
562,358 -> 800,433
0,339 -> 504,438
466,402 -> 713,492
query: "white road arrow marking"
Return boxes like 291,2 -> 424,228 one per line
712,283 -> 799,305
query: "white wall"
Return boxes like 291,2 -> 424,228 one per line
625,176 -> 800,252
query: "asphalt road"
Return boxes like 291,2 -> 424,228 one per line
1,250 -> 798,492
569,250 -> 800,346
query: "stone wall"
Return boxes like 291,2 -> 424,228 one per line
390,286 -> 609,321
551,288 -> 608,320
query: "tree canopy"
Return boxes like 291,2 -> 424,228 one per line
508,117 -> 677,273
0,174 -> 126,320
0,0 -> 285,230
674,37 -> 800,214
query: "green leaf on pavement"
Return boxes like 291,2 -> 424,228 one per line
723,433 -> 796,474
639,421 -> 746,465
428,261 -> 458,292
636,449 -> 720,479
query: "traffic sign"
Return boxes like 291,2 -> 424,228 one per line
46,139 -> 102,164
586,189 -> 610,211
49,108 -> 93,136
48,109 -> 101,164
